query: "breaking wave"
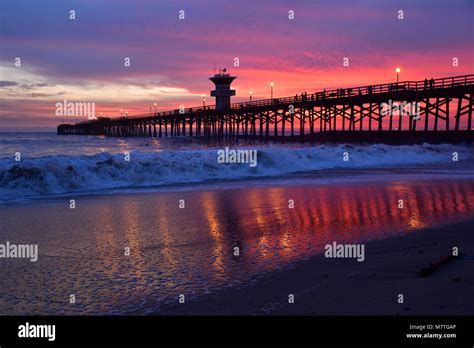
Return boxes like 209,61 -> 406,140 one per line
0,143 -> 472,202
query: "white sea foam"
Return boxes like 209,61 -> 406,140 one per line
0,143 -> 472,202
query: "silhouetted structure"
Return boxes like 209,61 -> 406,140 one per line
209,70 -> 237,110
58,74 -> 474,144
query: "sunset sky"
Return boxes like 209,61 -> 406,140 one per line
0,0 -> 473,130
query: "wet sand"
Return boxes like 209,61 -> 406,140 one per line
0,176 -> 473,315
157,218 -> 474,315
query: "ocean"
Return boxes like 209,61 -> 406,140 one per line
1,132 -> 473,203
1,132 -> 474,315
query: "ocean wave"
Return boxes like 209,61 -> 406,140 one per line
0,143 -> 471,202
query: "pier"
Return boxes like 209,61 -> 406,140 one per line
57,74 -> 474,144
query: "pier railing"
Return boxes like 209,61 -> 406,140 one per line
115,74 -> 474,120
58,73 -> 474,142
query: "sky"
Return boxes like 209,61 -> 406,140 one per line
0,0 -> 473,130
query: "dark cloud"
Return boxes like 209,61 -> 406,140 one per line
0,81 -> 19,87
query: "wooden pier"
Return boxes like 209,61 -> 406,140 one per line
57,74 -> 474,144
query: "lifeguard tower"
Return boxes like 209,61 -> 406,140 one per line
209,69 -> 237,110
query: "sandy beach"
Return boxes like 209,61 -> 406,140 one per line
157,217 -> 474,315
0,174 -> 473,315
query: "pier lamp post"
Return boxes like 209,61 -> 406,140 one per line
270,82 -> 274,99
202,93 -> 206,108
249,91 -> 253,101
120,109 -> 123,117
125,111 -> 128,117
396,67 -> 400,84
154,102 -> 157,116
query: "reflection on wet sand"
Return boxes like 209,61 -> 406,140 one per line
0,179 -> 473,314
201,192 -> 225,275
190,180 -> 474,268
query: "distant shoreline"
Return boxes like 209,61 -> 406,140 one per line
0,130 -> 56,133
